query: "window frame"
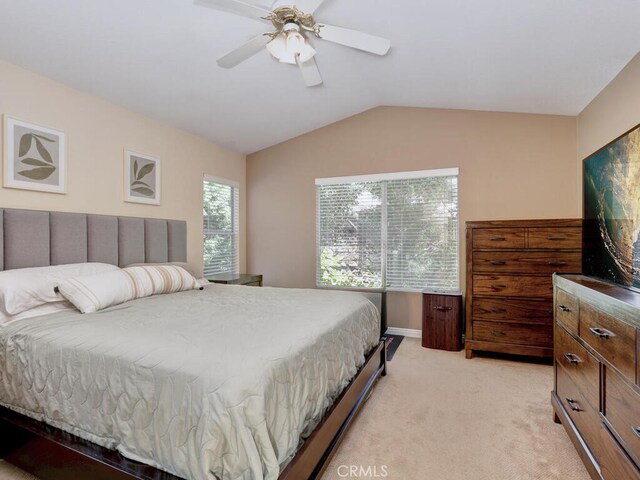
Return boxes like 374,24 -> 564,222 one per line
203,174 -> 240,276
315,168 -> 459,293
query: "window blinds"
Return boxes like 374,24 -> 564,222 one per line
385,175 -> 459,290
316,169 -> 459,291
316,182 -> 383,288
203,177 -> 239,276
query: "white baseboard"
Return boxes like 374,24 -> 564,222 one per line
385,327 -> 421,338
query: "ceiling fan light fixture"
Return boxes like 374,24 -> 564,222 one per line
266,24 -> 316,65
298,44 -> 316,63
287,31 -> 316,62
286,31 -> 305,55
266,33 -> 293,64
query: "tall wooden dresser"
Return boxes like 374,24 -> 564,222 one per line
465,219 -> 582,359
553,274 -> 640,480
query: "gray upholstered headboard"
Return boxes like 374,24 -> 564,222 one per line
0,208 -> 187,271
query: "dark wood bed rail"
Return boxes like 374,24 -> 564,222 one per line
280,339 -> 386,479
0,339 -> 386,480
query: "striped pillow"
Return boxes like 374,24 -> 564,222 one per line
57,265 -> 199,314
122,265 -> 199,298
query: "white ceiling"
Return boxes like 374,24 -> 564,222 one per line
0,0 -> 639,154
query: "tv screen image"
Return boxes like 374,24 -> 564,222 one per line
583,123 -> 640,290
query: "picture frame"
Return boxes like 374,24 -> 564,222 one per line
3,115 -> 66,194
124,150 -> 161,205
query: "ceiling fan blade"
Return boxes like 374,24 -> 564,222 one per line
194,0 -> 271,22
297,56 -> 323,87
217,34 -> 271,68
317,24 -> 390,55
293,0 -> 327,14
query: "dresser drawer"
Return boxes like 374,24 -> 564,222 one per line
556,289 -> 579,333
473,298 -> 552,324
473,251 -> 581,274
555,323 -> 599,409
473,275 -> 553,298
604,366 -> 640,464
580,302 -> 636,381
556,364 -> 605,460
472,228 -> 525,249
528,227 -> 582,249
599,425 -> 640,480
474,321 -> 553,347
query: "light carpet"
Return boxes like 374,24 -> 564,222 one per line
321,338 -> 590,480
0,461 -> 37,480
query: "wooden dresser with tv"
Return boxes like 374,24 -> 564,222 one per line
553,274 -> 640,480
465,219 -> 582,359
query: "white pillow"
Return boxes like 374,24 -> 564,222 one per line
0,301 -> 76,326
0,263 -> 119,316
57,270 -> 134,314
58,265 -> 200,314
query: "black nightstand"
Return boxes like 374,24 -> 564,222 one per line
207,274 -> 263,287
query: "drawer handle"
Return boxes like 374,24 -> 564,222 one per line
547,261 -> 567,266
563,353 -> 581,365
490,307 -> 506,313
558,305 -> 571,313
547,236 -> 567,241
632,427 -> 640,439
490,236 -> 506,241
490,261 -> 507,265
491,284 -> 507,290
565,398 -> 582,412
589,327 -> 614,339
491,330 -> 506,337
434,306 -> 452,311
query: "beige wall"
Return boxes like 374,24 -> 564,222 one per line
247,107 -> 578,330
577,53 -> 640,161
575,50 -> 640,216
0,59 -> 246,274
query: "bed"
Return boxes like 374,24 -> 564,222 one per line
0,208 -> 386,480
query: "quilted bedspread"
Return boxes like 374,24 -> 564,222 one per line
0,285 -> 380,480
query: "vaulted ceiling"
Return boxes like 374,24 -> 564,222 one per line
0,0 -> 638,153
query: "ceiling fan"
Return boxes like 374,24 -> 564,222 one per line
194,0 -> 391,87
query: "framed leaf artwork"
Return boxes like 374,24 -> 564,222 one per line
3,116 -> 66,193
124,150 -> 161,205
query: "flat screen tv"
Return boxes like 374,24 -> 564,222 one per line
583,122 -> 640,291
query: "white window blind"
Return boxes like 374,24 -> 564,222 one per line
316,169 -> 459,291
203,176 -> 239,276
317,182 -> 383,288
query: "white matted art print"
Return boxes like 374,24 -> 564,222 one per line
3,116 -> 66,193
124,150 -> 161,205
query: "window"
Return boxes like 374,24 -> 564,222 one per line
203,175 -> 239,276
316,169 -> 459,291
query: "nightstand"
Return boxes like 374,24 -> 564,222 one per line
422,290 -> 463,351
207,274 -> 263,287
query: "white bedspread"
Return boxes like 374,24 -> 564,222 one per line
0,285 -> 379,480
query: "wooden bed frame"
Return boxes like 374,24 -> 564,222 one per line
0,339 -> 386,480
